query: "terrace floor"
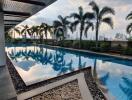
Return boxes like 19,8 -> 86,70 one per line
0,66 -> 16,100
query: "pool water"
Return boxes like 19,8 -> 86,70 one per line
6,44 -> 132,100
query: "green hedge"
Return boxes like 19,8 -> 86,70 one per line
123,47 -> 132,56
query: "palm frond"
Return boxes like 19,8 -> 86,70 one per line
89,1 -> 99,15
99,7 -> 115,19
70,13 -> 81,20
126,11 -> 132,20
83,12 -> 95,20
21,29 -> 26,34
70,20 -> 80,33
58,15 -> 63,22
84,22 -> 94,37
64,20 -> 70,25
102,17 -> 113,29
126,23 -> 132,34
13,27 -> 21,35
56,28 -> 64,37
53,21 -> 63,27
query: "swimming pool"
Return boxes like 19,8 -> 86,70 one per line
6,44 -> 132,100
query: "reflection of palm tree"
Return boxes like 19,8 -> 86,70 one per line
93,59 -> 98,81
8,49 -> 18,62
52,51 -> 65,71
78,55 -> 86,69
100,73 -> 109,86
9,47 -> 31,61
22,46 -> 31,60
93,59 -> 109,93
57,60 -> 74,76
119,76 -> 132,100
8,46 -> 75,75
51,50 -> 75,75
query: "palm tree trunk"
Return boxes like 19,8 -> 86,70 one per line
96,19 -> 99,48
79,34 -> 82,49
13,31 -> 15,43
41,34 -> 43,44
79,26 -> 83,49
45,32 -> 47,44
33,33 -> 36,43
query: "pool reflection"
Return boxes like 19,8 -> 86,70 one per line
6,44 -> 132,100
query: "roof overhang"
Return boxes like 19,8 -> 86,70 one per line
0,0 -> 57,31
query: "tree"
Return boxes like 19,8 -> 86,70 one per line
28,26 -> 38,40
20,25 -> 30,42
89,1 -> 115,48
9,27 -> 21,42
43,23 -> 52,43
126,11 -> 132,34
38,23 -> 45,43
70,6 -> 94,48
53,15 -> 70,44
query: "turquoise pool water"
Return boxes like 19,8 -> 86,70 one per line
6,44 -> 132,100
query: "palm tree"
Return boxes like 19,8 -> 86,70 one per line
89,1 -> 115,48
43,23 -> 52,44
9,27 -> 21,42
126,11 -> 132,34
70,6 -> 94,48
38,23 -> 45,43
53,15 -> 70,44
21,25 -> 30,42
28,26 -> 36,39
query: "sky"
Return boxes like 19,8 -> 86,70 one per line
18,0 -> 132,40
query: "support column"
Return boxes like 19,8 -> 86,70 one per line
0,10 -> 6,66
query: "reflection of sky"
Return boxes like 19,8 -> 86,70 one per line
96,60 -> 132,100
6,45 -> 132,100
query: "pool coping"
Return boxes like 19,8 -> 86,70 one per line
6,55 -> 106,100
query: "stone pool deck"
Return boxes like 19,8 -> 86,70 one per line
6,56 -> 106,100
29,80 -> 82,100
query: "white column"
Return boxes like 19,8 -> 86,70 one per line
0,10 -> 6,66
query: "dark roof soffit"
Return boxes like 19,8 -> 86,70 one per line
11,0 -> 46,6
4,11 -> 30,17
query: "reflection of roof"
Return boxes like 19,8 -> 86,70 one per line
16,60 -> 36,71
1,0 -> 56,30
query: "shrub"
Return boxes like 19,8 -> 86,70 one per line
100,42 -> 110,52
82,41 -> 96,50
123,47 -> 132,56
63,40 -> 73,47
72,40 -> 80,49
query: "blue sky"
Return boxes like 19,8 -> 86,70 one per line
19,0 -> 132,40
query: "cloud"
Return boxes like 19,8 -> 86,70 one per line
19,0 -> 132,40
